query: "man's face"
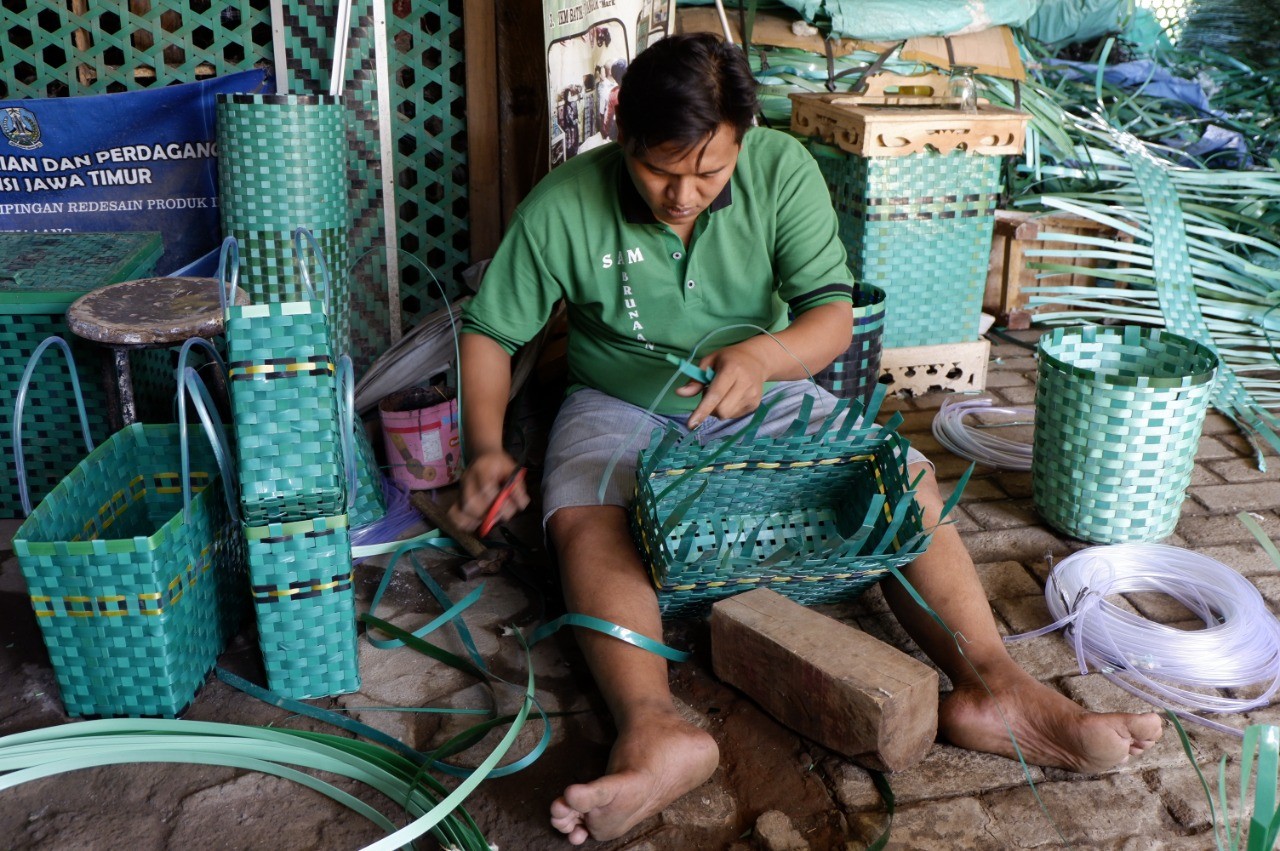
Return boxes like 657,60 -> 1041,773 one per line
622,122 -> 740,229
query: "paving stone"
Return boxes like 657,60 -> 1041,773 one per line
960,527 -> 1072,566
660,773 -> 738,831
998,384 -> 1038,406
949,506 -> 981,533
1189,482 -> 1280,513
1149,762 -> 1245,834
753,810 -> 809,851
848,795 -> 994,850
1185,543 -> 1278,577
1176,510 -> 1280,547
827,760 -> 886,812
966,500 -> 1041,531
1217,432 -> 1280,460
983,774 -> 1178,848
1188,464 -> 1225,486
1122,590 -> 1206,625
1001,632 -> 1084,680
1194,435 -> 1241,462
1206,456 -> 1280,484
983,369 -> 1033,388
994,471 -> 1034,498
874,744 -> 1043,804
975,560 -> 1043,599
1200,412 -> 1237,435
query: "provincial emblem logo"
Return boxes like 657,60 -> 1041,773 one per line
2,107 -> 42,150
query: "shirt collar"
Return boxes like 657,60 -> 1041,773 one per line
617,158 -> 735,225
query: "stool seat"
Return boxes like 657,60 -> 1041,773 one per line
65,276 -> 250,429
66,276 -> 249,346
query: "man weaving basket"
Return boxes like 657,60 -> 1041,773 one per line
448,32 -> 1163,846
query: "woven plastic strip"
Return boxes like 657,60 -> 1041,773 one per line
1032,325 -> 1217,544
631,384 -> 944,617
215,93 -> 351,357
11,339 -> 245,718
813,283 -> 886,405
349,420 -> 388,528
219,236 -> 347,524
809,142 -> 1000,349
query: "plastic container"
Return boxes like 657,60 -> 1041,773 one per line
378,386 -> 460,490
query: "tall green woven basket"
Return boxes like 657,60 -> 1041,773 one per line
631,386 -> 949,617
1032,325 -> 1218,544
220,236 -> 348,524
11,339 -> 245,718
809,142 -> 1001,349
813,283 -> 886,405
215,93 -> 351,357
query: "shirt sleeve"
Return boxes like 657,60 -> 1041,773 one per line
461,211 -> 563,354
769,134 -> 855,315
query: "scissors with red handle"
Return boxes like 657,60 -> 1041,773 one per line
478,465 -> 527,537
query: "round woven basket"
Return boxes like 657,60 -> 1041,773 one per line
1032,325 -> 1218,544
215,93 -> 351,354
813,282 -> 886,407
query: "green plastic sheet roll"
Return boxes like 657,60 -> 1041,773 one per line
1032,325 -> 1218,544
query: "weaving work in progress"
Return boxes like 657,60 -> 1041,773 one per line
7,1 -> 1280,849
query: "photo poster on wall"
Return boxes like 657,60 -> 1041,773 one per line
542,0 -> 676,168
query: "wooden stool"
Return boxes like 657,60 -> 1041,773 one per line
65,276 -> 249,430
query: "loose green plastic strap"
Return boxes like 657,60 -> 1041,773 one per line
528,613 -> 690,663
215,235 -> 241,319
866,770 -> 896,851
1239,511 -> 1280,569
12,336 -> 95,516
365,540 -> 484,650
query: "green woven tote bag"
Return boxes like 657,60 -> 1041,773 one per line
631,385 -> 959,617
188,357 -> 361,700
11,338 -> 246,718
219,231 -> 346,524
1032,325 -> 1218,544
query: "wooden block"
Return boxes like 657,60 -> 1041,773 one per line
879,338 -> 990,397
710,588 -> 938,772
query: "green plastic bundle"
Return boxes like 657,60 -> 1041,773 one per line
220,234 -> 347,524
808,141 -> 1002,348
11,338 -> 245,718
1033,325 -> 1218,544
631,385 -> 954,617
812,282 -> 886,405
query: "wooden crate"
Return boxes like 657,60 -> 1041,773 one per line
878,339 -> 989,397
985,210 -> 1133,330
790,73 -> 1028,158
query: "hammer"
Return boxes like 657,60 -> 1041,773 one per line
410,491 -> 511,580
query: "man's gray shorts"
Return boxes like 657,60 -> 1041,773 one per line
542,381 -> 931,524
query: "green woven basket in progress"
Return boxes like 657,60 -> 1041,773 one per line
1033,325 -> 1218,544
630,388 -> 939,617
813,283 -> 886,406
13,422 -> 246,718
809,143 -> 1000,349
245,514 -> 359,699
215,94 -> 351,355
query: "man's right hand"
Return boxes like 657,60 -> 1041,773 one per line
447,449 -> 530,533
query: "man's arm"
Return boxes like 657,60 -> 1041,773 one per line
446,332 -> 530,531
676,300 -> 853,428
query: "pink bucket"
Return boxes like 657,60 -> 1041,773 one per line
378,386 -> 460,490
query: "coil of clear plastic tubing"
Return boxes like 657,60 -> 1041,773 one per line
931,396 -> 1034,471
1008,543 -> 1280,735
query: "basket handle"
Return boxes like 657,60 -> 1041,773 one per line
292,226 -> 329,313
216,236 -> 241,319
12,336 -> 95,517
180,366 -> 239,524
336,353 -> 358,512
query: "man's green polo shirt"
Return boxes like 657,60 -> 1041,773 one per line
462,126 -> 854,414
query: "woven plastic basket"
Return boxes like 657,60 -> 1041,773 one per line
220,234 -> 348,524
808,141 -> 1001,349
1032,325 -> 1218,544
813,283 -> 886,406
348,419 -> 388,529
11,339 -> 245,718
215,92 -> 351,356
631,386 -> 950,617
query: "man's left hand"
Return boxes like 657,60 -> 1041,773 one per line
675,345 -> 769,429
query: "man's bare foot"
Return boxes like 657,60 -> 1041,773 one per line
940,669 -> 1164,774
549,707 -> 719,845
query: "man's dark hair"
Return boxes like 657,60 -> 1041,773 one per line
615,33 -> 757,155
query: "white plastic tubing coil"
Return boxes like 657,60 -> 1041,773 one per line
931,395 -> 1034,471
1009,544 -> 1280,735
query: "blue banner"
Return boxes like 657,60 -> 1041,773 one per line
0,68 -> 272,274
